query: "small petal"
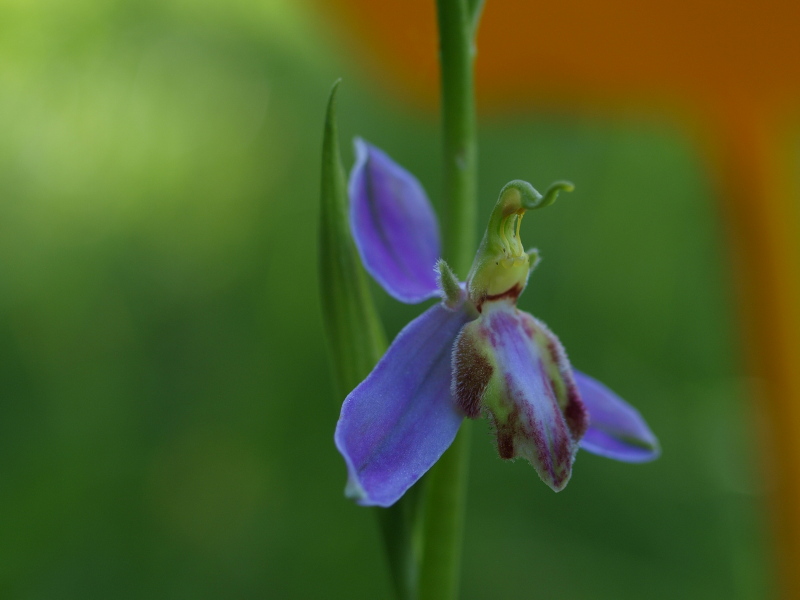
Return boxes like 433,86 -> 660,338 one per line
453,302 -> 588,491
574,370 -> 660,462
435,259 -> 466,310
334,303 -> 471,507
349,139 -> 441,303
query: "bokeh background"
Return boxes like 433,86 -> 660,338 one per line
1,0 -> 797,598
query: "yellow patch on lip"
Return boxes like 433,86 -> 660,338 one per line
486,255 -> 529,297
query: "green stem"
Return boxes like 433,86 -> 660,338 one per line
466,0 -> 486,39
419,422 -> 472,600
437,0 -> 478,276
376,485 -> 422,600
418,1 -> 481,599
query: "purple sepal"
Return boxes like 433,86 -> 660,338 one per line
575,370 -> 660,462
349,139 -> 441,303
334,303 -> 470,507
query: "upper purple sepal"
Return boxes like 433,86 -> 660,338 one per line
334,303 -> 470,507
349,139 -> 441,303
574,370 -> 660,462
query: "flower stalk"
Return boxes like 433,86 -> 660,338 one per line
418,1 -> 482,598
437,0 -> 479,275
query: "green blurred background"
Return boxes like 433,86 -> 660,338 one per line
0,0 -> 772,598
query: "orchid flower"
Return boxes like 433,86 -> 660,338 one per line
334,139 -> 659,508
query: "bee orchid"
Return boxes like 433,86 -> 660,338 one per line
335,139 -> 659,507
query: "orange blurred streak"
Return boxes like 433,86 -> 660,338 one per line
322,0 -> 800,110
705,100 -> 800,599
323,0 -> 800,596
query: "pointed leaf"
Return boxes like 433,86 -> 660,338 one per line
318,82 -> 386,394
319,83 -> 419,598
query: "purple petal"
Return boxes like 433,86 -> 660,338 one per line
574,370 -> 660,462
334,303 -> 470,507
453,304 -> 587,491
349,139 -> 441,303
